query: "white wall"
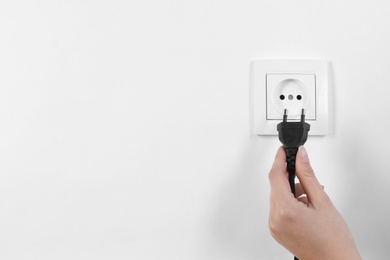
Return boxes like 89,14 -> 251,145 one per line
1,1 -> 390,259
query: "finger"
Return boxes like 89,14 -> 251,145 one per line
295,146 -> 328,206
297,195 -> 309,205
295,183 -> 305,198
271,146 -> 287,173
269,146 -> 293,199
295,183 -> 324,198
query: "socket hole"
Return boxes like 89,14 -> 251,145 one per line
279,95 -> 285,100
288,94 -> 293,100
297,95 -> 302,100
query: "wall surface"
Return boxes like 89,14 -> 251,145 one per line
1,1 -> 390,259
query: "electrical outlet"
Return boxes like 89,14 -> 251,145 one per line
252,60 -> 328,135
266,73 -> 316,120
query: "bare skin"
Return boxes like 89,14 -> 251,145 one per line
268,146 -> 361,260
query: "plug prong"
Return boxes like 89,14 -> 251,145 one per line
301,108 -> 305,122
283,109 -> 288,122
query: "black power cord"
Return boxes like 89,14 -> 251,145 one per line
277,109 -> 310,260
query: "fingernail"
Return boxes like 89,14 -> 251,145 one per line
299,146 -> 310,163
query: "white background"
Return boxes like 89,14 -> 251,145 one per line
1,1 -> 390,259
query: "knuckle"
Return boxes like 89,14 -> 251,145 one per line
268,220 -> 279,238
268,216 -> 280,237
268,168 -> 275,180
268,169 -> 277,184
278,206 -> 296,222
269,206 -> 296,236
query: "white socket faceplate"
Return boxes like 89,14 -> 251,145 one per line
252,60 -> 328,136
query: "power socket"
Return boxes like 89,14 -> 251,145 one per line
266,73 -> 316,120
252,60 -> 328,135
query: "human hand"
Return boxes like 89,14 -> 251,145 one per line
268,146 -> 361,260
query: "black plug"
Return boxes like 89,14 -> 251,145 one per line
277,109 -> 310,196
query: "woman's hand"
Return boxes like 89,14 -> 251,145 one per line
268,146 -> 361,260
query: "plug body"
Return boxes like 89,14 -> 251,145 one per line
277,109 -> 310,149
277,109 -> 310,196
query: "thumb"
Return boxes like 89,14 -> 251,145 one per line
295,146 -> 326,205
